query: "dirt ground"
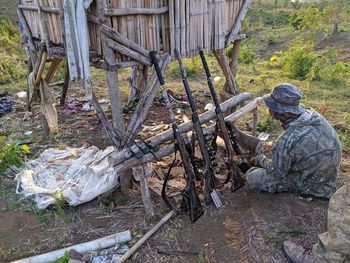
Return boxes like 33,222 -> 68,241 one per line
1,82 -> 349,263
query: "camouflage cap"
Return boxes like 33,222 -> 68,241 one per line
264,83 -> 305,114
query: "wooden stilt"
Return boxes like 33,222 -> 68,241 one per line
60,62 -> 70,106
133,164 -> 155,217
45,58 -> 61,84
102,36 -> 125,141
229,39 -> 242,94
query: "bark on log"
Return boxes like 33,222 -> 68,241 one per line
111,98 -> 262,174
108,93 -> 255,168
12,230 -> 131,263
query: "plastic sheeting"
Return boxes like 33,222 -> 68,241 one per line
16,146 -> 119,209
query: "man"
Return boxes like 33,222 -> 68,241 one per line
283,181 -> 350,262
232,83 -> 341,198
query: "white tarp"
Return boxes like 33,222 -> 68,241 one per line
16,146 -> 119,209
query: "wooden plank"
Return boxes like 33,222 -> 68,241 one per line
102,36 -> 125,141
101,24 -> 150,57
18,4 -> 60,13
106,38 -> 152,65
104,6 -> 169,16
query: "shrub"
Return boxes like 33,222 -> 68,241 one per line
280,40 -> 317,80
226,43 -> 257,65
0,136 -> 29,175
0,17 -> 27,84
168,55 -> 204,79
266,31 -> 280,45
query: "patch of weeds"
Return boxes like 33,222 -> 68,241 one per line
265,235 -> 280,243
53,191 -> 71,225
55,251 -> 69,263
278,226 -> 305,236
0,17 -> 27,86
266,31 -> 280,45
164,225 -> 176,240
337,129 -> 350,155
226,42 -> 257,65
0,136 -> 30,175
122,99 -> 138,113
35,208 -> 55,226
198,252 -> 206,263
168,56 -> 205,80
257,110 -> 280,133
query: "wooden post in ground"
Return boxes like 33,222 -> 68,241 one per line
229,39 -> 242,94
101,36 -> 125,139
60,62 -> 70,106
133,164 -> 155,217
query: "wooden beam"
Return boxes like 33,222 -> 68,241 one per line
122,55 -> 171,147
91,93 -> 121,147
101,24 -> 150,58
102,37 -> 125,141
104,7 -> 169,16
106,38 -> 152,66
91,60 -> 142,71
225,0 -> 252,47
18,5 -> 60,14
110,97 -> 262,173
109,92 -> 254,167
45,58 -> 61,84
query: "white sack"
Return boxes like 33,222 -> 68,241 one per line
16,146 -> 119,209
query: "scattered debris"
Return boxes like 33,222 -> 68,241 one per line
213,76 -> 221,82
0,97 -> 14,117
16,146 -> 120,209
258,132 -> 270,141
23,130 -> 33,136
16,91 -> 27,99
64,100 -> 94,115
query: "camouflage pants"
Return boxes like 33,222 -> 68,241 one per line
246,167 -> 334,198
246,167 -> 295,193
313,185 -> 350,263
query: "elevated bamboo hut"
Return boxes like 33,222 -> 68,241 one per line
17,0 -> 255,211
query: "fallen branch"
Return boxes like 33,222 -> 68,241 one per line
12,230 -> 131,263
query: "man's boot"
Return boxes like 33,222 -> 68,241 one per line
283,241 -> 318,263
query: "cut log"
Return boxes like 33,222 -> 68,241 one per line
109,95 -> 260,171
12,230 -> 131,263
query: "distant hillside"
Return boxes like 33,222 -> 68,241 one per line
0,0 -> 18,22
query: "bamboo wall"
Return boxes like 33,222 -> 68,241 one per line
18,0 -> 244,60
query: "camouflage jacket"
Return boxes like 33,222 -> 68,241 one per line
257,110 -> 342,198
